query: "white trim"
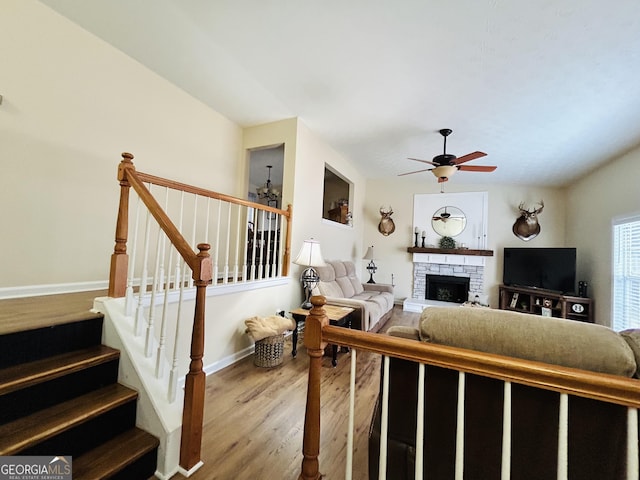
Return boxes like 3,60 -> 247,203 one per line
177,461 -> 204,477
0,280 -> 109,300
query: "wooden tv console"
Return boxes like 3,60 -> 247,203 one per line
499,284 -> 593,323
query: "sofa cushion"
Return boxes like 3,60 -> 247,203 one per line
419,307 -> 637,377
343,261 -> 365,295
620,329 -> 640,378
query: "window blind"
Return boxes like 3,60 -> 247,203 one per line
612,216 -> 640,331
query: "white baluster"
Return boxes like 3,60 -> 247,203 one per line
455,372 -> 466,480
156,240 -> 175,378
135,204 -> 153,337
233,204 -> 241,282
168,257 -> 187,403
265,217 -> 273,278
204,196 -> 211,244
213,200 -> 221,284
414,363 -> 425,480
628,407 -> 639,480
145,224 -> 163,358
501,381 -> 512,480
257,209 -> 266,279
241,208 -> 250,282
125,194 -> 141,316
345,349 -> 357,480
157,187 -> 169,291
557,393 -> 568,480
188,194 -> 198,288
250,209 -> 258,281
173,191 -> 185,291
223,202 -> 231,284
378,355 -> 390,480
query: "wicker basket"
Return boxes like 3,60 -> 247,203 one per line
254,334 -> 285,368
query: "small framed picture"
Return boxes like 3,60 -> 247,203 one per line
541,307 -> 552,317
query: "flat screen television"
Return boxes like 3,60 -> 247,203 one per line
503,247 -> 577,294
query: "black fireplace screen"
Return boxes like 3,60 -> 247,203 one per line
425,274 -> 470,303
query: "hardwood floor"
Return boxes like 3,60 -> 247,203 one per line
175,306 -> 419,480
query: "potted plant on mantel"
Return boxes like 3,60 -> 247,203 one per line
438,236 -> 456,249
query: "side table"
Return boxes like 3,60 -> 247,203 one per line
290,305 -> 355,366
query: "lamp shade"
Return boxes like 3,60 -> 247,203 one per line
363,246 -> 375,260
293,239 -> 326,267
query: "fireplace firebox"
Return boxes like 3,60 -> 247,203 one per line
426,274 -> 470,304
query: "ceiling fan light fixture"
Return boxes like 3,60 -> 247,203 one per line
432,165 -> 458,179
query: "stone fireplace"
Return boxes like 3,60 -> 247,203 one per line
404,253 -> 486,312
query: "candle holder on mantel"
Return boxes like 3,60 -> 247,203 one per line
414,230 -> 419,247
421,234 -> 426,248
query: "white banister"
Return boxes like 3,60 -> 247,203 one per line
188,194 -> 198,288
628,408 -> 639,480
145,221 -> 163,358
125,194 -> 141,316
223,202 -> 231,284
233,204 -> 241,282
345,349 -> 357,480
213,199 -> 221,284
156,239 -> 175,378
414,363 -> 425,480
378,355 -> 390,480
501,381 -> 512,480
557,393 -> 568,480
135,206 -> 152,336
455,372 -> 465,480
157,187 -> 169,291
173,191 -> 185,292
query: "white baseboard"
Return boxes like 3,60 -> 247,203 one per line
0,280 -> 108,300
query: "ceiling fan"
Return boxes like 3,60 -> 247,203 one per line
399,129 -> 497,183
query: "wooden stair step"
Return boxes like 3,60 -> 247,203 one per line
0,383 -> 137,456
0,345 -> 120,396
72,427 -> 159,480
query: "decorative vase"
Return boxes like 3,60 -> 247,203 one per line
439,236 -> 456,249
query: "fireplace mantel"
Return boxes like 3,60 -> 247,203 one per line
407,247 -> 493,256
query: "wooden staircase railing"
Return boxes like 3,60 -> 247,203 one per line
108,152 -> 292,473
298,296 -> 640,480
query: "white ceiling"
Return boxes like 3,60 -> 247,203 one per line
41,0 -> 640,187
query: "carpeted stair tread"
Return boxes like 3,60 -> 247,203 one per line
0,345 -> 120,396
72,427 -> 159,480
0,383 -> 137,456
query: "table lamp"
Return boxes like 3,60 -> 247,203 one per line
363,245 -> 377,284
293,239 -> 326,309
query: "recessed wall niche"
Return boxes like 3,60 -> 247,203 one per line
322,164 -> 352,225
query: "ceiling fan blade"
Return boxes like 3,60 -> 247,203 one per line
453,151 -> 487,165
398,167 -> 433,176
458,165 -> 497,172
408,157 -> 438,166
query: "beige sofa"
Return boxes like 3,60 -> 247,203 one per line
369,306 -> 640,479
311,260 -> 394,332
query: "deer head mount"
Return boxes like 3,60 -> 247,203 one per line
513,200 -> 544,241
378,206 -> 395,236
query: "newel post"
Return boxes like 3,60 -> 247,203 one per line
180,243 -> 212,474
108,152 -> 135,297
298,295 -> 329,480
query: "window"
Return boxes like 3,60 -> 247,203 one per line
322,165 -> 352,225
612,215 -> 640,330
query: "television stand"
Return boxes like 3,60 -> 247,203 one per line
499,284 -> 593,323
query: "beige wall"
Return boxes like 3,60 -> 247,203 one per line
1,0 -> 242,289
363,178 -> 567,307
566,146 -> 640,326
